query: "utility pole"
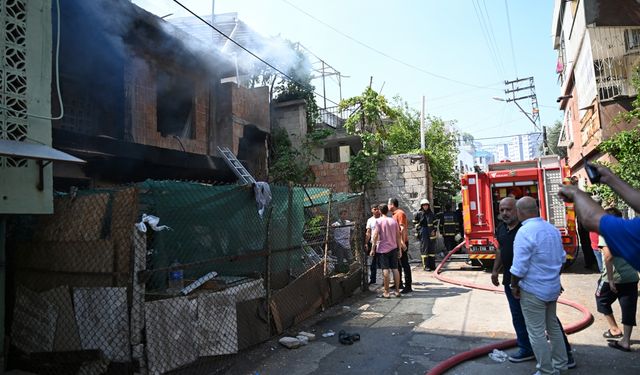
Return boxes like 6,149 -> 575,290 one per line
501,77 -> 547,155
420,96 -> 426,150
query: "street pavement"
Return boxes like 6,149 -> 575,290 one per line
228,252 -> 640,375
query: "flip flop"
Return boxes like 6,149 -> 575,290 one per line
376,294 -> 391,299
608,341 -> 631,352
603,330 -> 624,339
350,333 -> 360,342
338,330 -> 354,345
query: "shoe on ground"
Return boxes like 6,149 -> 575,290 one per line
567,354 -> 576,369
369,280 -> 376,285
508,351 -> 535,363
400,288 -> 413,294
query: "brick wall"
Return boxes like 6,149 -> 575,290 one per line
310,162 -> 350,192
129,58 -> 208,154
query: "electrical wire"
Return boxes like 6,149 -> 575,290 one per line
471,0 -> 505,78
279,0 -> 503,91
0,0 -> 64,120
504,0 -> 518,77
480,0 -> 507,76
172,0 -> 339,107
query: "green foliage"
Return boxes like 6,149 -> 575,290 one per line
338,91 -> 459,195
590,64 -> 640,206
269,128 -> 315,184
589,125 -> 640,205
545,120 -> 567,158
339,87 -> 399,191
385,98 -> 460,196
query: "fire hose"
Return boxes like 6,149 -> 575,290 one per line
425,242 -> 594,375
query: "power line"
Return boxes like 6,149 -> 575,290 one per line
472,0 -> 505,77
480,0 -> 507,75
472,132 -> 542,141
171,0 -> 340,106
279,0 -> 503,91
504,0 -> 518,77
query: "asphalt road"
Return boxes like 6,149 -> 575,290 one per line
227,252 -> 640,375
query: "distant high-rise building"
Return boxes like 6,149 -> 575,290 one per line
505,133 -> 542,162
493,143 -> 509,162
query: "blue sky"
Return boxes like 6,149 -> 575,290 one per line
133,0 -> 562,149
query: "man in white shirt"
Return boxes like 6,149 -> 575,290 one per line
509,197 -> 568,375
365,204 -> 382,284
332,209 -> 354,265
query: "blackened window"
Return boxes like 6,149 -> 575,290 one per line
156,70 -> 195,139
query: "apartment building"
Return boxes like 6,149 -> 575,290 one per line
552,0 -> 640,181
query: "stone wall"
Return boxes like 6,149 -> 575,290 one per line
271,100 -> 308,151
367,154 -> 432,253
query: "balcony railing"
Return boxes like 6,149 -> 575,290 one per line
317,106 -> 358,129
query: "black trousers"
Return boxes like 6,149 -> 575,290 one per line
443,236 -> 457,253
577,221 -> 597,267
397,241 -> 412,289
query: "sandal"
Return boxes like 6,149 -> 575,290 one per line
376,293 -> 391,299
350,333 -> 360,342
603,329 -> 623,339
608,341 -> 631,352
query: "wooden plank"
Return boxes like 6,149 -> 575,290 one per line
40,193 -> 110,242
15,240 -> 114,274
11,286 -> 57,353
111,188 -> 137,286
40,286 -> 82,352
73,287 -> 130,362
269,262 -> 325,331
269,300 -> 284,335
145,297 -> 198,374
195,293 -> 238,356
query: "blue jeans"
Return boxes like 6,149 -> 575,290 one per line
594,249 -> 603,272
505,284 -> 534,355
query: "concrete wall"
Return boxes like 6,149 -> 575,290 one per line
271,99 -> 308,151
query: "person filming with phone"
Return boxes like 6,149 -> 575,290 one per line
558,163 -> 640,271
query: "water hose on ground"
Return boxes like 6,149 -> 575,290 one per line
425,242 -> 594,375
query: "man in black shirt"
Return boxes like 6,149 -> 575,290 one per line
490,197 -> 575,367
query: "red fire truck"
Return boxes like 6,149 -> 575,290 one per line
460,155 -> 578,269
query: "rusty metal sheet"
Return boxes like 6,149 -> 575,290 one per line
15,240 -> 114,273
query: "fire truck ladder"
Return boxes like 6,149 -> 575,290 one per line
217,146 -> 256,185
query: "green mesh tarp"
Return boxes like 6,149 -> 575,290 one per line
302,187 -> 362,207
138,180 -> 306,290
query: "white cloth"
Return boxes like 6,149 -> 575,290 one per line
135,214 -> 172,232
254,182 -> 272,218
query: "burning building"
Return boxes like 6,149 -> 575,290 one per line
51,0 -> 271,188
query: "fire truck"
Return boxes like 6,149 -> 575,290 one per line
460,155 -> 578,269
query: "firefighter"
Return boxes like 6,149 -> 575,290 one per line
414,199 -> 437,271
438,202 -> 459,253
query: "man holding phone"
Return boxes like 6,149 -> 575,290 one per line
558,164 -> 640,271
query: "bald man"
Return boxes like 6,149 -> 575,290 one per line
509,197 -> 568,374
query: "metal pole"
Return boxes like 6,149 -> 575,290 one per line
322,61 -> 327,109
420,96 -> 426,150
323,191 -> 333,277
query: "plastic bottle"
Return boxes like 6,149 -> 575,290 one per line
167,260 -> 184,294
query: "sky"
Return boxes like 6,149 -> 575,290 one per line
132,0 -> 563,150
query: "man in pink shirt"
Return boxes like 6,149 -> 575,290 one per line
370,204 -> 405,298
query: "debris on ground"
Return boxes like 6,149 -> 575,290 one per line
278,337 -> 302,349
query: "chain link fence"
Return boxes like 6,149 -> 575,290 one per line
4,181 -> 364,374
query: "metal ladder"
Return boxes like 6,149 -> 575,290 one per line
217,146 -> 256,185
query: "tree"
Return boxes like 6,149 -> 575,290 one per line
339,86 -> 399,191
545,120 -> 567,158
341,93 -> 459,197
